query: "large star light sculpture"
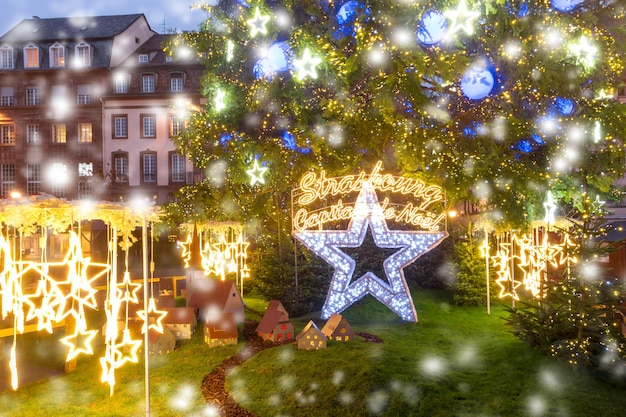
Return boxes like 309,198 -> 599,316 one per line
293,182 -> 447,322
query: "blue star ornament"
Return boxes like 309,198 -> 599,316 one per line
293,182 -> 447,322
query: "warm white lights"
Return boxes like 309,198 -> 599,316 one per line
444,0 -> 481,37
246,158 -> 268,186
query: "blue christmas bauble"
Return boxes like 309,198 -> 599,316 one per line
337,1 -> 359,26
253,42 -> 293,79
417,10 -> 448,45
460,64 -> 495,100
554,97 -> 575,116
266,41 -> 292,72
550,0 -> 584,12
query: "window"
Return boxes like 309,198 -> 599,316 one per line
141,152 -> 157,183
77,84 -> 91,104
1,164 -> 15,198
26,124 -> 40,144
50,43 -> 65,67
50,162 -> 67,197
0,46 -> 13,69
113,153 -> 128,184
170,73 -> 183,92
138,54 -> 149,63
114,73 -> 129,94
74,42 -> 91,67
1,87 -> 13,106
27,164 -> 40,195
142,74 -> 155,93
78,123 -> 92,143
171,153 -> 185,183
141,114 -> 156,138
0,124 -> 15,144
113,115 -> 128,138
24,44 -> 39,68
26,87 -> 39,105
50,85 -> 68,109
78,162 -> 93,176
52,123 -> 66,143
170,115 -> 184,137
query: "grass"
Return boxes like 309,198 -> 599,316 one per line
1,290 -> 625,416
227,290 -> 626,417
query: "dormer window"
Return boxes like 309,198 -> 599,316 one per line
139,54 -> 149,63
0,45 -> 14,69
74,42 -> 91,67
50,43 -> 65,68
24,43 -> 39,68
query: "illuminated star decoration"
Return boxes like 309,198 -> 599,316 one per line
246,158 -> 268,186
444,0 -> 481,37
247,7 -> 271,38
293,48 -> 322,81
568,35 -> 598,70
61,320 -> 99,362
213,89 -> 226,112
137,297 -> 167,334
293,182 -> 447,322
543,191 -> 557,225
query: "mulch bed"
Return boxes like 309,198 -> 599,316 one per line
200,319 -> 283,416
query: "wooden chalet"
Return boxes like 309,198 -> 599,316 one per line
321,313 -> 355,342
296,320 -> 327,351
203,312 -> 239,347
256,300 -> 294,343
162,307 -> 197,340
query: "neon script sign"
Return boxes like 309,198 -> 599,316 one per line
293,161 -> 446,232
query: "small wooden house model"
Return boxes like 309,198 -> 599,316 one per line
187,279 -> 244,323
204,312 -> 239,347
148,326 -> 176,355
162,307 -> 197,340
256,301 -> 294,343
321,313 -> 355,342
296,320 -> 327,350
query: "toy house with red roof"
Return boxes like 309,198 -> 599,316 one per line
162,307 -> 197,340
204,312 -> 239,347
187,279 -> 244,323
321,313 -> 355,342
296,320 -> 327,350
255,300 -> 294,343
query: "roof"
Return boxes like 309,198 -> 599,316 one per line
204,312 -> 238,339
321,313 -> 354,338
266,300 -> 288,316
162,307 -> 196,325
188,279 -> 240,310
255,309 -> 291,334
1,14 -> 146,42
296,320 -> 326,342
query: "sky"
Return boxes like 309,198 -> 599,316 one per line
0,0 -> 208,35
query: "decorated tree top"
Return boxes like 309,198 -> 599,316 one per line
168,0 -> 626,231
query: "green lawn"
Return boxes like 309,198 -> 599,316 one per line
1,290 -> 625,416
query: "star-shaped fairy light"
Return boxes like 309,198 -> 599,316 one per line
247,7 -> 271,38
293,48 -> 322,81
213,88 -> 226,112
137,297 -> 168,334
543,191 -> 557,225
444,0 -> 481,37
246,158 -> 268,186
60,320 -> 99,362
492,242 -> 522,300
293,182 -> 447,322
568,35 -> 598,70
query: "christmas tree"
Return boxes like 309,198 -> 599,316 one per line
165,0 -> 626,336
167,0 -> 626,234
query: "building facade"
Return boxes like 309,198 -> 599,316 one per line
0,14 -> 203,203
